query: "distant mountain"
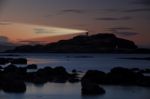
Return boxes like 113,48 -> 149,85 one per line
6,33 -> 142,53
0,44 -> 15,52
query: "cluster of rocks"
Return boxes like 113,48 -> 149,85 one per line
81,67 -> 150,95
0,64 -> 79,93
0,58 -> 27,65
0,61 -> 150,96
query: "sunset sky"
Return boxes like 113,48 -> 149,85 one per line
0,0 -> 150,47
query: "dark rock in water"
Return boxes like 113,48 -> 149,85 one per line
107,67 -> 143,85
0,58 -> 27,65
26,64 -> 37,69
10,58 -> 27,64
0,58 -> 9,65
81,70 -> 106,95
140,69 -> 150,74
82,70 -> 106,84
69,78 -> 80,83
81,84 -> 105,95
2,79 -> 26,93
53,66 -> 68,75
140,76 -> 150,87
81,80 -> 105,96
53,66 -> 69,83
0,66 -> 3,69
4,64 -> 18,73
68,73 -> 80,83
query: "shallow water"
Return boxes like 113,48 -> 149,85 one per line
2,53 -> 150,72
0,83 -> 150,99
1,53 -> 150,99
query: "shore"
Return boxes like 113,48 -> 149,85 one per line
0,57 -> 150,95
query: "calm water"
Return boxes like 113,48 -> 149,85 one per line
0,53 -> 150,99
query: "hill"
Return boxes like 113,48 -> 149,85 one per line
6,33 -> 141,53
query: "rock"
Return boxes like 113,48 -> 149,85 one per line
106,67 -> 143,85
11,58 -> 27,64
53,66 -> 69,83
81,70 -> 106,95
81,82 -> 105,95
4,64 -> 18,73
0,66 -> 3,69
26,64 -> 37,69
68,78 -> 80,83
140,69 -> 150,74
0,58 -> 9,65
82,70 -> 106,84
140,76 -> 150,87
2,79 -> 26,93
7,33 -> 138,53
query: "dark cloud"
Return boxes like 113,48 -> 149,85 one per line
107,27 -> 133,31
0,0 -> 5,11
101,8 -> 150,14
107,27 -> 139,36
95,16 -> 132,21
61,9 -> 85,14
124,8 -> 150,12
46,9 -> 85,17
114,31 -> 139,36
133,0 -> 150,6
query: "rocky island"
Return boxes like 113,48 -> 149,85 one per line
6,33 -> 143,53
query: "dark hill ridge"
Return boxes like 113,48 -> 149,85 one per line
7,33 -> 138,53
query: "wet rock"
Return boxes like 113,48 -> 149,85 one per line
68,78 -> 80,83
81,84 -> 105,95
82,70 -> 106,84
11,58 -> 27,64
107,67 -> 143,85
2,79 -> 26,93
81,70 -> 106,95
140,76 -> 150,87
0,66 -> 3,69
26,64 -> 37,69
4,64 -> 18,73
81,80 -> 105,96
0,58 -> 9,65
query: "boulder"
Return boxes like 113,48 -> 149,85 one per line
81,82 -> 105,95
0,58 -> 9,65
82,70 -> 106,84
11,58 -> 27,64
2,79 -> 26,93
4,64 -> 18,73
106,67 -> 143,85
26,64 -> 37,69
81,70 -> 106,95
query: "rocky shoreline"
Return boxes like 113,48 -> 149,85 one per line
0,58 -> 150,95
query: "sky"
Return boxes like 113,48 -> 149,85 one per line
0,0 -> 150,47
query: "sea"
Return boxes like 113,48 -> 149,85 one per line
0,53 -> 150,99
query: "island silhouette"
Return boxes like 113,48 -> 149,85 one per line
6,33 -> 150,53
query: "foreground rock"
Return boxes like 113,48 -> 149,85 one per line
81,70 -> 106,95
26,64 -> 37,69
81,83 -> 105,95
0,58 -> 27,65
82,67 -> 150,87
106,67 -> 143,85
2,80 -> 26,93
